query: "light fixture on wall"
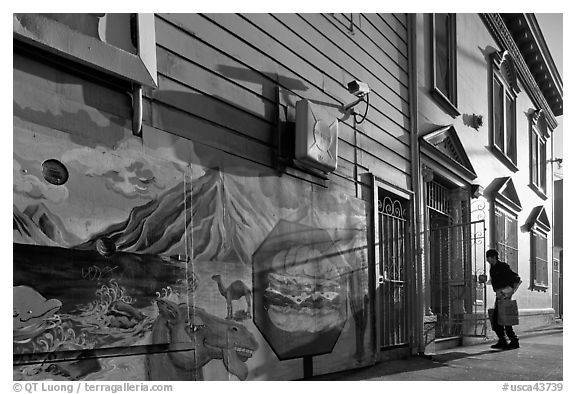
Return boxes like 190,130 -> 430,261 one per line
471,184 -> 484,199
548,157 -> 563,169
342,80 -> 370,124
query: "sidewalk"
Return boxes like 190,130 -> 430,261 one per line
305,322 -> 563,381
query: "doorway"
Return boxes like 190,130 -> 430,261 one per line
376,188 -> 410,348
426,180 -> 485,338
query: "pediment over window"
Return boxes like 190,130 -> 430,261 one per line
487,176 -> 522,212
491,50 -> 520,96
420,125 -> 477,181
524,205 -> 551,232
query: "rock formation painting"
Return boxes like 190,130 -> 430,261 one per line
13,124 -> 370,380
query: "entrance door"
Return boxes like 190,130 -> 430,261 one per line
552,256 -> 562,318
376,189 -> 410,348
426,181 -> 486,338
429,219 -> 487,338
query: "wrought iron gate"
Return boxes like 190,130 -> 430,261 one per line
429,219 -> 487,338
377,194 -> 409,347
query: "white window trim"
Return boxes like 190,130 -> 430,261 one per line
13,13 -> 157,88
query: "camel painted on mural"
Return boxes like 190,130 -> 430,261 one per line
147,299 -> 258,381
211,274 -> 252,320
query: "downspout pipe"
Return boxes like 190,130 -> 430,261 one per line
407,14 -> 425,354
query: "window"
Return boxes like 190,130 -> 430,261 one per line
430,13 -> 458,117
490,51 -> 520,170
531,231 -> 548,290
525,206 -> 550,291
529,110 -> 549,198
490,177 -> 522,273
494,208 -> 519,272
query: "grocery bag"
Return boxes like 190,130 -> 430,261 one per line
497,299 -> 519,326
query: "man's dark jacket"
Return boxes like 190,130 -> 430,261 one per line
489,260 -> 521,291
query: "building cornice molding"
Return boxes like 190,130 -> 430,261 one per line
481,13 -> 559,130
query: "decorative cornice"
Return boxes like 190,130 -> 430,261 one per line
491,50 -> 521,96
530,108 -> 544,126
529,108 -> 550,138
481,13 -> 558,130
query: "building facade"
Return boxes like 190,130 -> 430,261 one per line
413,13 -> 562,352
13,13 -> 561,381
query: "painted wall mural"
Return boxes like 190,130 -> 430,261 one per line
13,120 -> 371,381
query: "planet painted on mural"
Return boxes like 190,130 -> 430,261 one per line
96,237 -> 117,258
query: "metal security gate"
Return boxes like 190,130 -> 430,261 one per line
377,194 -> 409,348
429,219 -> 486,338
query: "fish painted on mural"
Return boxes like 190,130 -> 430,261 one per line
13,286 -> 62,344
147,299 -> 258,381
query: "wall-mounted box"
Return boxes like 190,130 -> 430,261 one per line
295,100 -> 338,173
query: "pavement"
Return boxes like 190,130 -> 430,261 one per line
305,323 -> 563,381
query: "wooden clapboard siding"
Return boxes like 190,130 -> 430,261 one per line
328,13 -> 409,77
150,13 -> 412,195
390,13 -> 408,30
153,73 -> 273,145
202,13 -> 411,148
268,13 -> 410,134
156,47 -> 277,126
154,18 -> 278,105
361,14 -> 409,60
283,14 -> 410,127
147,98 -> 274,166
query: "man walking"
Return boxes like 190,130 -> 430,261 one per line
487,249 -> 522,350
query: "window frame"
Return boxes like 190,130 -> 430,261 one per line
529,110 -> 549,199
490,50 -> 519,171
530,229 -> 549,291
430,13 -> 459,117
493,206 -> 519,273
13,13 -> 157,88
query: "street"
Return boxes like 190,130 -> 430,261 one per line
307,330 -> 562,381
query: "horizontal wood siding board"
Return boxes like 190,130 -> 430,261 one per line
148,100 -> 274,166
151,74 -> 274,145
154,18 -> 279,106
201,12 -> 409,129
202,13 -> 327,88
301,13 -> 409,95
377,14 -> 408,44
329,13 -> 409,73
338,120 -> 410,163
162,13 -> 410,140
361,14 -> 408,56
390,13 -> 408,31
333,156 -> 356,180
269,13 -> 410,119
358,150 -> 411,191
157,14 -> 312,103
155,46 -> 277,125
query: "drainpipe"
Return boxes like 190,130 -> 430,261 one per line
407,14 -> 425,354
549,121 -> 554,310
